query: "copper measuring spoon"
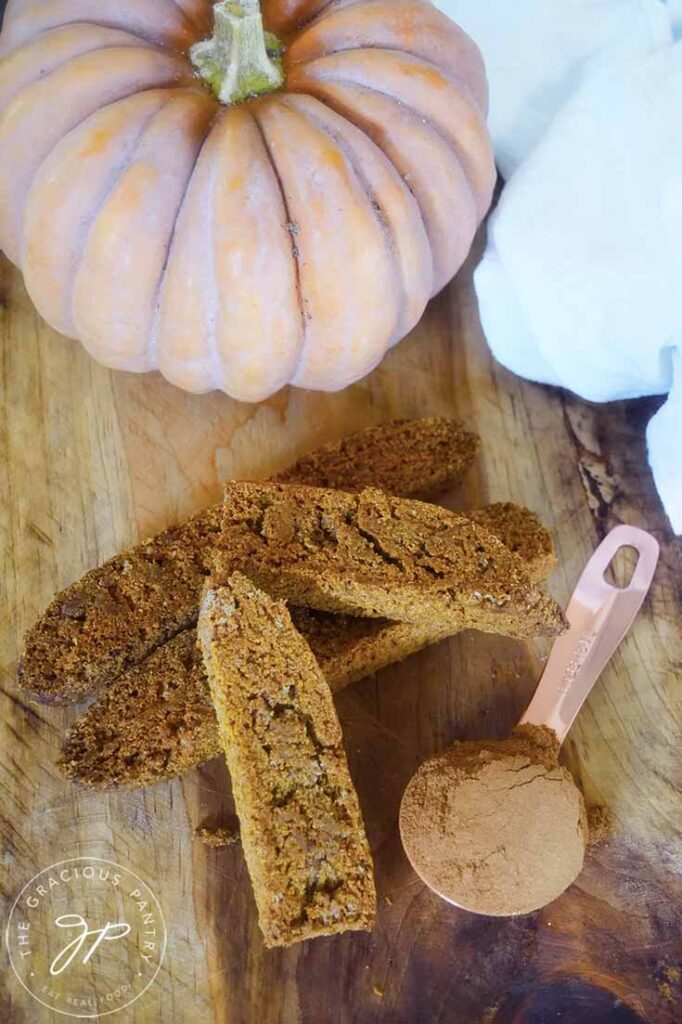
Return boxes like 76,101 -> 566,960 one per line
399,525 -> 659,916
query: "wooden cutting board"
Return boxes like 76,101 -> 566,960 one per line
1,242 -> 680,1024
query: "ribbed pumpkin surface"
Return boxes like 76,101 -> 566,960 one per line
0,0 -> 495,399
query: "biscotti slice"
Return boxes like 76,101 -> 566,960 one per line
20,417 -> 478,705
294,608 -> 452,690
218,483 -> 565,639
58,630 -> 220,789
58,503 -> 553,790
20,506 -> 223,705
198,573 -> 376,947
274,417 -> 479,497
470,503 -> 555,583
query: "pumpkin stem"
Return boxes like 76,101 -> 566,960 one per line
190,0 -> 284,105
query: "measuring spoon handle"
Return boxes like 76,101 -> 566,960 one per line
520,525 -> 659,744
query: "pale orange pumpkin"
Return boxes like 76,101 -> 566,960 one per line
0,0 -> 494,400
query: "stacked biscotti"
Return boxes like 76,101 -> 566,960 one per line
58,502 -> 556,789
200,481 -> 561,944
18,417 -> 564,947
21,418 -> 480,706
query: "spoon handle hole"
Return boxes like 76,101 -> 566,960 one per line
602,544 -> 639,590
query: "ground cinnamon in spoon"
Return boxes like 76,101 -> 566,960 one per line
399,725 -> 588,916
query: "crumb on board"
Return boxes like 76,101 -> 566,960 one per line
657,965 -> 680,1002
195,825 -> 240,848
586,804 -> 613,846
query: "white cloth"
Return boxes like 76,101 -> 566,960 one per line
435,0 -> 672,178
433,1 -> 682,532
669,0 -> 682,37
647,349 -> 682,532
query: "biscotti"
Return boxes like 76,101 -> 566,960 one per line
58,504 -> 555,790
217,483 -> 566,639
58,629 -> 220,789
274,417 -> 479,497
469,503 -> 555,582
197,574 -> 376,946
58,615 -> 449,790
20,506 -> 223,705
20,417 -> 478,705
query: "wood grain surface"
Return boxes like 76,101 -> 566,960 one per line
1,238 -> 680,1024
